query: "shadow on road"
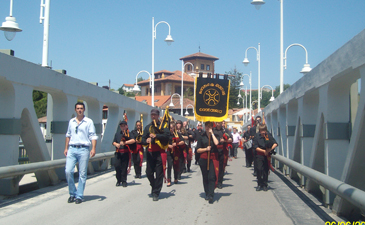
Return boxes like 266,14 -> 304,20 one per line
84,195 -> 106,202
159,190 -> 176,200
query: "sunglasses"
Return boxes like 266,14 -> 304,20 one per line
75,126 -> 79,134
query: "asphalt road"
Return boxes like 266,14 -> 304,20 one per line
0,150 -> 341,225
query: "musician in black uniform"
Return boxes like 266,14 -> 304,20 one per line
243,125 -> 253,167
131,120 -> 144,178
141,109 -> 169,201
193,122 -> 204,165
183,120 -> 194,172
214,121 -> 232,189
176,120 -> 188,178
253,123 -> 278,191
250,116 -> 261,177
197,121 -> 219,204
112,121 -> 136,187
167,122 -> 184,186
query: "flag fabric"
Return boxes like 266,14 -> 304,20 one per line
194,76 -> 230,122
262,112 -> 266,125
251,115 -> 255,127
123,110 -> 128,122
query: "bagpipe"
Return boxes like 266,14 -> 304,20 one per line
149,107 -> 171,150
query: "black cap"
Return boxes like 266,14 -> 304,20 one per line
119,121 -> 127,126
151,109 -> 160,115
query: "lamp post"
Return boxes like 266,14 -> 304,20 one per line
152,17 -> 174,107
181,61 -> 195,116
239,72 -> 252,121
237,96 -> 244,123
0,0 -> 22,41
260,85 -> 275,102
250,0 -> 284,93
133,70 -> 152,97
169,93 -> 182,116
40,0 -> 51,67
251,100 -> 258,117
243,43 -> 261,112
284,43 -> 312,74
185,104 -> 195,121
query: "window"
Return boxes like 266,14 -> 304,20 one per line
206,65 -> 210,71
201,64 -> 205,70
102,110 -> 108,119
187,65 -> 191,71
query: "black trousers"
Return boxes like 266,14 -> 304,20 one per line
132,152 -> 142,176
256,155 -> 269,187
245,147 -> 253,167
179,150 -> 186,177
218,150 -> 224,185
146,151 -> 164,196
167,151 -> 178,181
186,147 -> 191,171
114,152 -> 129,183
199,158 -> 216,198
253,149 -> 258,174
195,150 -> 200,163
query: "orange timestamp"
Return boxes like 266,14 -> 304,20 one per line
325,222 -> 365,225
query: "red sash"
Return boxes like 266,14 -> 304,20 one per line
148,144 -> 165,153
136,144 -> 144,167
200,152 -> 219,187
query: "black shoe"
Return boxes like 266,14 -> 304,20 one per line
208,197 -> 214,204
205,196 -> 209,201
263,186 -> 268,192
75,198 -> 82,204
217,184 -> 223,189
68,196 -> 75,203
116,182 -> 121,187
153,195 -> 159,201
256,186 -> 262,191
138,175 -> 142,179
122,182 -> 127,187
187,168 -> 191,172
174,180 -> 178,184
253,172 -> 257,177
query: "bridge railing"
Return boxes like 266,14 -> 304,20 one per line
242,29 -> 365,218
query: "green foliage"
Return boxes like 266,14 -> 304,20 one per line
184,87 -> 193,98
274,84 -> 290,98
33,91 -> 47,118
137,77 -> 144,82
226,67 -> 243,109
118,87 -> 125,95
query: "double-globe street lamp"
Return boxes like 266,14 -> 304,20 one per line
250,0 -> 311,94
0,0 -> 22,41
133,70 -> 152,97
243,43 -> 261,112
238,72 -> 252,123
169,93 -> 183,116
181,62 -> 195,117
152,17 -> 174,107
260,85 -> 275,102
184,104 -> 195,121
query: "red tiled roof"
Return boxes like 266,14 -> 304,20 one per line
137,70 -> 194,85
135,95 -> 171,107
179,52 -> 219,61
123,84 -> 134,87
38,116 -> 47,123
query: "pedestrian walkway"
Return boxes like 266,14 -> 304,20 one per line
0,148 -> 343,224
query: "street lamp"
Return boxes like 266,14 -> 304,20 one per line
243,43 -> 261,112
284,43 -> 312,74
40,0 -> 51,67
185,104 -> 195,121
250,0 -> 284,93
169,93 -> 182,116
239,72 -> 252,122
181,61 -> 195,116
237,96 -> 245,123
260,85 -> 275,102
0,0 -> 22,41
152,17 -> 173,107
133,70 -> 152,95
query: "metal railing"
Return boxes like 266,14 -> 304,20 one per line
273,154 -> 365,211
0,152 -> 115,179
18,145 -> 29,164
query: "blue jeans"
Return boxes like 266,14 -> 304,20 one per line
65,146 -> 90,199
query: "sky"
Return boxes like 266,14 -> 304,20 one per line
1,0 -> 365,91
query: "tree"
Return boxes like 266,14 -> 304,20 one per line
226,66 -> 243,109
33,90 -> 47,118
137,77 -> 144,83
274,84 -> 290,98
118,87 -> 125,95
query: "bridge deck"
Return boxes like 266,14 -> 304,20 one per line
0,150 -> 342,224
